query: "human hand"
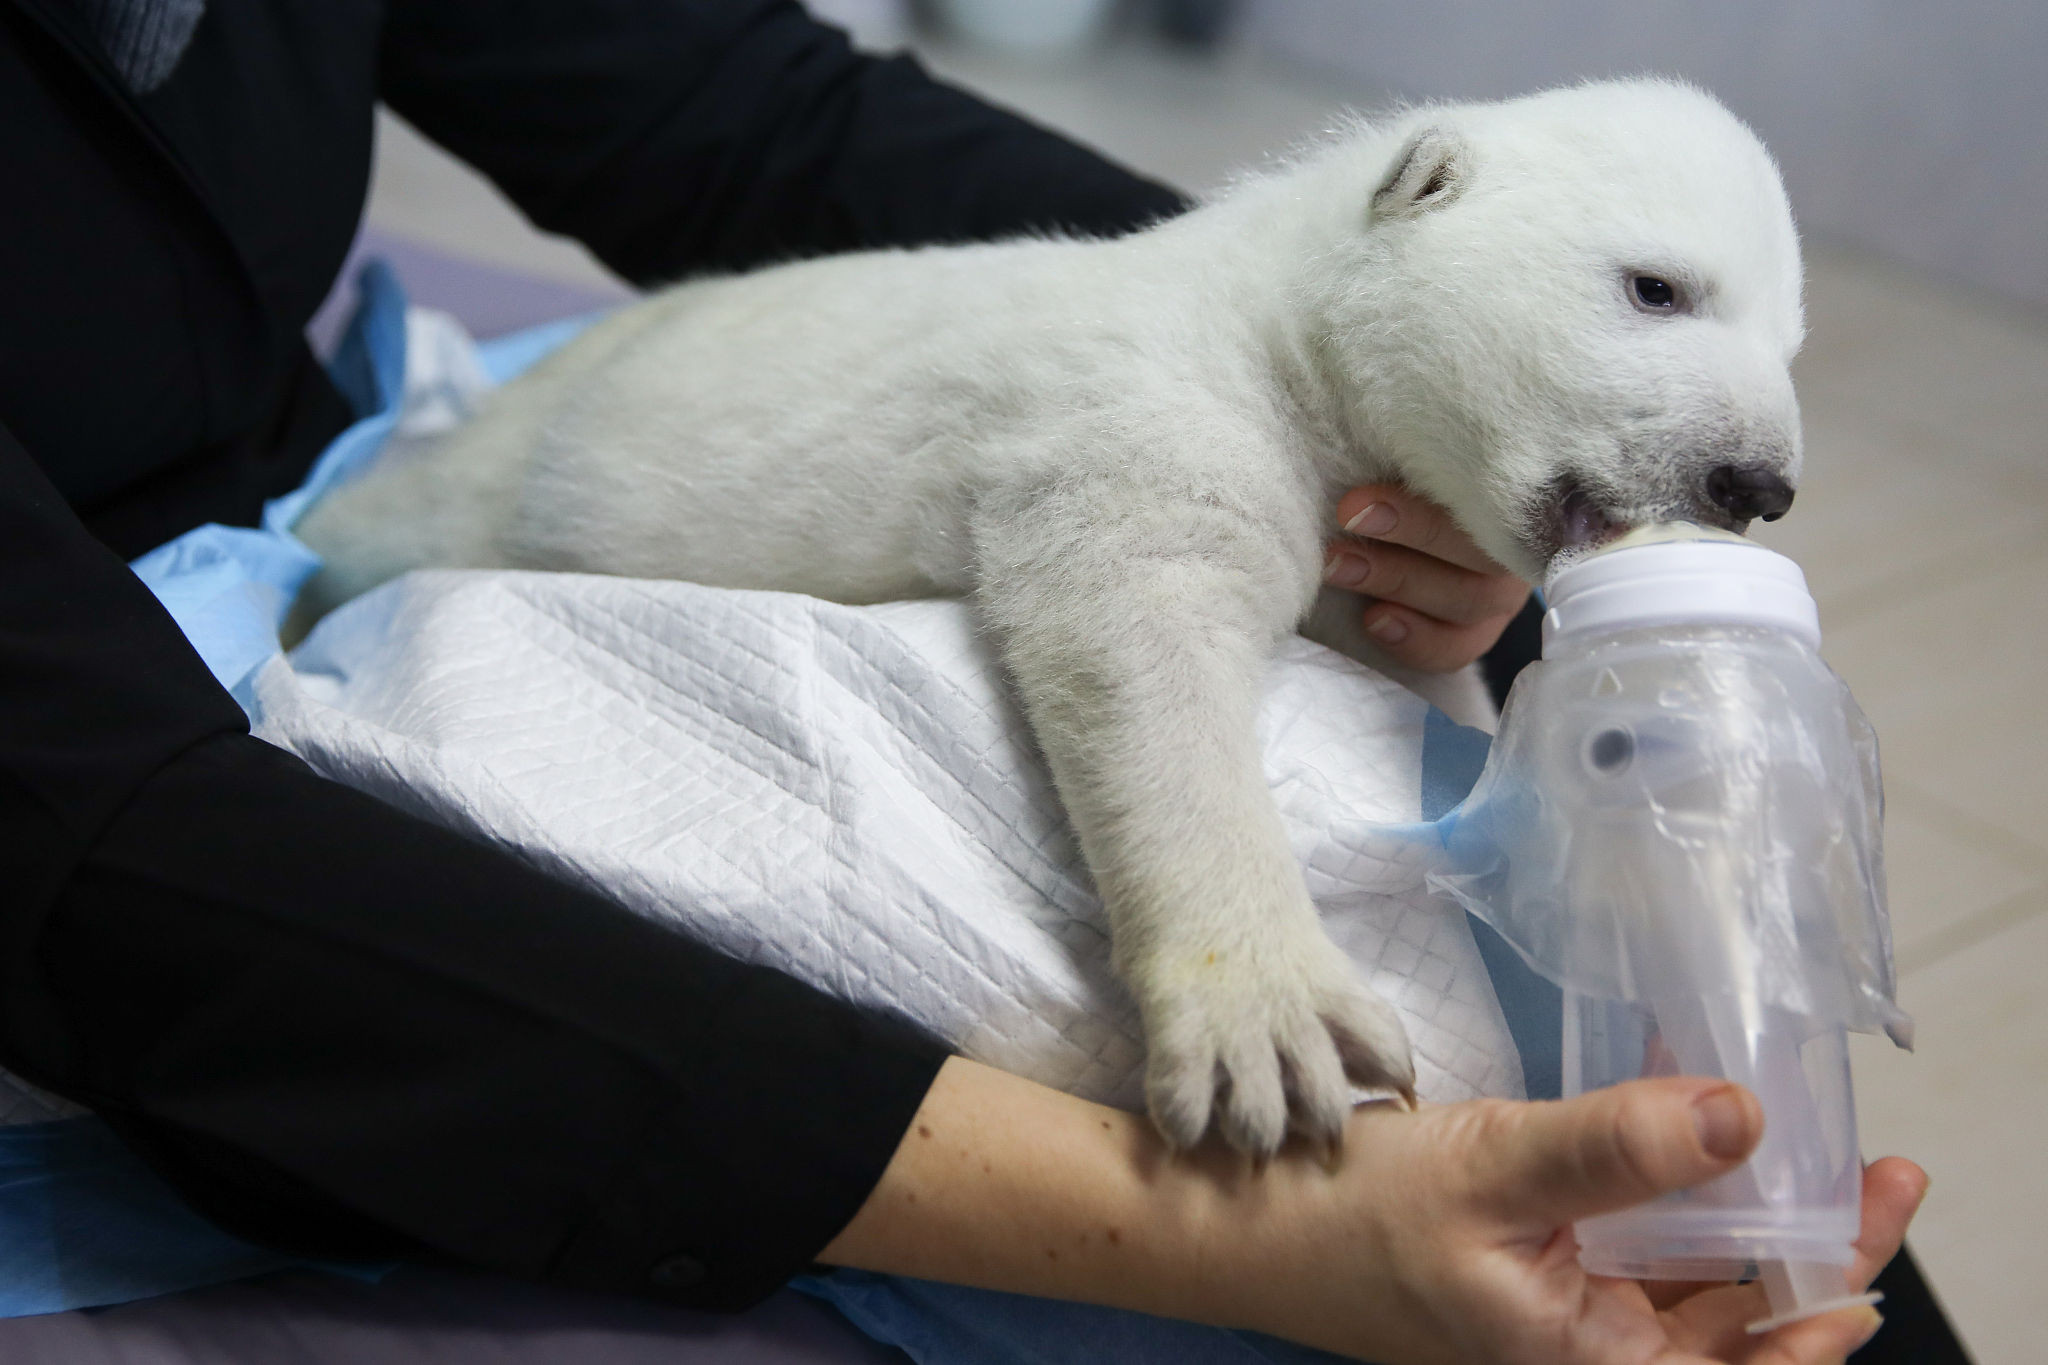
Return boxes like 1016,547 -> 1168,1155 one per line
1322,484 -> 1531,673
820,1061 -> 1921,1365
1202,1077 -> 1925,1365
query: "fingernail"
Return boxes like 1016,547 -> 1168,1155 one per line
1691,1086 -> 1753,1160
1365,615 -> 1408,646
1323,551 -> 1370,589
1848,1305 -> 1885,1351
1344,502 -> 1399,537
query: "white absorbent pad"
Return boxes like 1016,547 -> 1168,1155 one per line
249,570 -> 1523,1109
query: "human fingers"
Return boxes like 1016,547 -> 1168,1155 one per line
1335,601 -> 1527,674
1741,1304 -> 1888,1365
1684,1158 -> 1923,1313
1657,1276 -> 1885,1364
1661,1156 -> 1926,1356
1334,485 -> 1506,575
1666,1291 -> 1885,1365
1844,1158 -> 1928,1287
1327,485 -> 1530,672
1322,537 -> 1532,627
1649,1161 -> 1925,1315
1462,1079 -> 1763,1230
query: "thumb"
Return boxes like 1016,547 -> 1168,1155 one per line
1472,1078 -> 1762,1229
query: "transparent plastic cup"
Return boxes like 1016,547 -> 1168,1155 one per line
1429,525 -> 1909,1333
1564,990 -> 1878,1331
1531,528 -> 1889,1331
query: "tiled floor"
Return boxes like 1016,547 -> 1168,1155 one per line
363,32 -> 2046,1363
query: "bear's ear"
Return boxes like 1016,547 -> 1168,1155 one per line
1371,127 -> 1470,221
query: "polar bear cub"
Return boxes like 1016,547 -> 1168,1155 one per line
297,79 -> 1805,1155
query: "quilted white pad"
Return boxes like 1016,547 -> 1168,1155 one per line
248,569 -> 1523,1110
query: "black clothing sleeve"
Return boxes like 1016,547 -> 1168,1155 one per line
379,0 -> 1188,282
0,420 -> 946,1310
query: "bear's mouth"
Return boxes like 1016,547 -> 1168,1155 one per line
1533,482 -> 1629,565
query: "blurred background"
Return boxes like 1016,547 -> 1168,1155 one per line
334,5 -> 2047,1361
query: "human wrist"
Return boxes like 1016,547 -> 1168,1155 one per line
816,1057 -> 1242,1323
1168,1131 -> 1398,1347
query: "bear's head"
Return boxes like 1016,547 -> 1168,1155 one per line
1304,79 -> 1805,582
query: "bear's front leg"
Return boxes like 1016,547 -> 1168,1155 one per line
976,507 -> 1416,1154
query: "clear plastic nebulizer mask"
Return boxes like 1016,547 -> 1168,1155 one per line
1430,524 -> 1914,1333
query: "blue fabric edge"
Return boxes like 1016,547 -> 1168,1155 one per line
1422,709 -> 1564,1104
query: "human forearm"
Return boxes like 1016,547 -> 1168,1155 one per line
816,1056 -> 1231,1325
379,0 -> 1187,283
821,1061 -> 1922,1365
37,728 -> 948,1304
818,1056 -> 1419,1342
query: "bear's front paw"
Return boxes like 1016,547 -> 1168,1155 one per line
1134,936 -> 1415,1156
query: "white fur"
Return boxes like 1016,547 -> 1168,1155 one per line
297,79 -> 1805,1154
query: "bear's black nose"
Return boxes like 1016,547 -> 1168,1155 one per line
1705,465 -> 1796,522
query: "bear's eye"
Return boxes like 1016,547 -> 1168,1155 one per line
1631,275 -> 1679,311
